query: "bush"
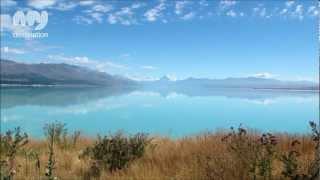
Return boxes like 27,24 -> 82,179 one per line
43,121 -> 67,149
0,127 -> 28,179
280,121 -> 320,179
81,132 -> 150,173
221,126 -> 277,180
43,121 -> 81,150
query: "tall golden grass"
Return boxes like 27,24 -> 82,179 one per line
1,123 -> 319,180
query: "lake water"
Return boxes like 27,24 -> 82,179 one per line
1,87 -> 319,138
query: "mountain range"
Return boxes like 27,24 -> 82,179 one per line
142,75 -> 319,90
1,60 -> 318,90
0,60 -> 133,86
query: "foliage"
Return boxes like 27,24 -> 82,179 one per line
307,121 -> 320,179
280,140 -> 301,179
221,126 -> 277,180
257,133 -> 277,179
0,121 -> 319,179
43,122 -> 59,180
81,132 -> 150,173
71,131 -> 81,148
0,127 -> 28,179
44,122 -> 67,149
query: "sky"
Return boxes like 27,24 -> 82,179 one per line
0,0 -> 319,82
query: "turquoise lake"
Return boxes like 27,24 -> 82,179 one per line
0,87 -> 319,138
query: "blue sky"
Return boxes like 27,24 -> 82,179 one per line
0,0 -> 319,81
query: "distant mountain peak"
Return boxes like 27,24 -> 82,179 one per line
160,75 -> 171,81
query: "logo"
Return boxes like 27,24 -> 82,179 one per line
11,10 -> 49,39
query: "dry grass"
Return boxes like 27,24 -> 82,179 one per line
1,125 -> 318,180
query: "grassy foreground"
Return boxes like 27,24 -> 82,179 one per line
0,122 -> 319,180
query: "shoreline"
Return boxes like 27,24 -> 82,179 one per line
1,83 -> 319,92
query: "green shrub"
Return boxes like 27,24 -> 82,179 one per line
257,133 -> 277,179
221,126 -> 277,180
43,122 -> 58,180
280,140 -> 301,179
0,127 -> 29,179
81,132 -> 150,173
43,121 -> 67,149
43,121 -> 81,150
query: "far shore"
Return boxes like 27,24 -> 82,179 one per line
1,83 -> 319,92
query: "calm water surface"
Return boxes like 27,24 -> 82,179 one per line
1,87 -> 319,138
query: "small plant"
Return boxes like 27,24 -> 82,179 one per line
44,122 -> 59,180
0,127 -> 28,179
222,125 -> 260,179
222,126 -> 278,180
81,132 -> 150,174
308,121 -> 320,179
71,131 -> 81,148
257,133 -> 277,179
279,121 -> 320,180
44,121 -> 68,149
30,151 -> 41,180
280,140 -> 302,179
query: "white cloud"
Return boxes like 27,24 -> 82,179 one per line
120,53 -> 131,58
1,46 -> 25,54
252,6 -> 272,18
73,15 -> 94,24
251,72 -> 276,79
106,5 -> 138,25
141,65 -> 156,70
28,0 -> 79,11
181,12 -> 195,20
78,4 -> 113,25
28,0 -> 57,9
54,1 -> 78,11
199,0 -> 209,7
107,14 -> 117,24
1,0 -> 17,7
285,1 -> 295,8
79,0 -> 96,6
219,0 -> 237,10
226,10 -> 236,17
47,54 -> 128,73
126,74 -> 159,81
292,4 -> 304,20
92,4 -> 112,13
307,6 -> 319,17
280,8 -> 288,15
117,7 -> 134,16
131,2 -> 145,9
259,8 -> 266,17
144,0 -> 166,22
90,12 -> 103,23
175,1 -> 189,15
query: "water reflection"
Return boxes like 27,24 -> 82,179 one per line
1,86 -> 317,109
1,86 -> 318,137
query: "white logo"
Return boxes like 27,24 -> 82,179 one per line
13,10 -> 48,31
11,10 -> 49,39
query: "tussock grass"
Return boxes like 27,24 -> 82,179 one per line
0,122 -> 319,180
